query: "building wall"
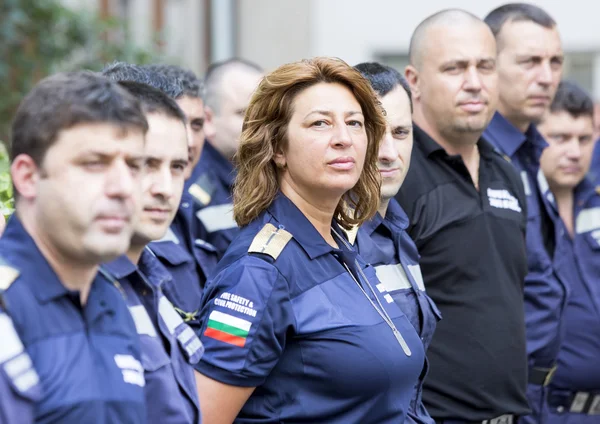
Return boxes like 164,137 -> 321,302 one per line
237,0 -> 600,98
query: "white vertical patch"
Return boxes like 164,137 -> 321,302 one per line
576,207 -> 600,234
408,265 -> 426,291
196,203 -> 237,232
384,294 -> 394,303
13,369 -> 39,392
0,314 -> 24,363
537,169 -> 550,195
158,296 -> 185,335
129,306 -> 157,337
520,171 -> 532,196
374,264 -> 411,291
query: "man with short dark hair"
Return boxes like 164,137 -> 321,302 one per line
396,9 -> 530,423
145,64 -> 207,179
99,81 -> 204,424
535,81 -> 600,423
483,5 -> 567,423
103,63 -> 218,330
0,71 -> 148,422
194,58 -> 264,257
355,62 -> 440,424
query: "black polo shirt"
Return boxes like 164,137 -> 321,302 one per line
395,125 -> 530,421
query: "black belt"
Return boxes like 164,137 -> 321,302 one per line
529,365 -> 557,386
435,415 -> 515,424
548,390 -> 600,415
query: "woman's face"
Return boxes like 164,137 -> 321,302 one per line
276,82 -> 368,202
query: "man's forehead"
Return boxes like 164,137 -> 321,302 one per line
55,123 -> 144,153
500,21 -> 561,51
425,26 -> 495,64
541,111 -> 593,129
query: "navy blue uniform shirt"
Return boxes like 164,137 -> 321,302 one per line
355,198 -> 441,424
547,180 -> 600,418
101,250 -> 204,424
484,112 -> 569,369
0,308 -> 41,424
188,142 -> 239,257
588,141 -> 600,183
0,215 -> 146,423
195,193 -> 425,423
150,191 -> 219,331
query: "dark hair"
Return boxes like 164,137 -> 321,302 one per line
204,58 -> 263,112
484,3 -> 556,38
118,81 -> 187,125
102,61 -> 184,99
10,71 -> 148,165
354,62 -> 413,112
549,81 -> 594,119
144,64 -> 204,100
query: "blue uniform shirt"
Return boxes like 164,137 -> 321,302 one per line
484,112 -> 568,369
195,193 -> 425,423
188,142 -> 239,257
150,192 -> 219,330
0,308 -> 41,424
0,215 -> 146,423
355,198 -> 441,424
587,140 -> 600,183
101,251 -> 204,424
551,180 -> 600,392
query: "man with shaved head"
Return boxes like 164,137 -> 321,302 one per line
483,5 -> 566,424
190,59 -> 263,258
395,9 -> 530,423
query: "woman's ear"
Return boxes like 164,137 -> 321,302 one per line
273,149 -> 287,169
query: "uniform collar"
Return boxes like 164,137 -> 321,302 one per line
575,177 -> 600,207
361,199 -> 409,241
485,112 -> 548,159
266,193 -> 343,260
1,215 -> 77,303
102,254 -> 137,280
415,123 -> 497,161
203,142 -> 236,188
384,198 -> 410,231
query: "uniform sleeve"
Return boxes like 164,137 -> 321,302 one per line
194,256 -> 294,387
0,311 -> 40,424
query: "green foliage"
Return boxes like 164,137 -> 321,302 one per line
0,144 -> 14,219
0,0 -> 162,141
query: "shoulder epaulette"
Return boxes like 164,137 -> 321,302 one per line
502,154 -> 512,163
596,186 -> 600,196
188,173 -> 215,206
343,225 -> 359,245
0,259 -> 19,292
248,223 -> 292,260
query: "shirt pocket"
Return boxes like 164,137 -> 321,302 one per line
138,335 -> 171,373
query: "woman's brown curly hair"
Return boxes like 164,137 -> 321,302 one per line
233,57 -> 386,229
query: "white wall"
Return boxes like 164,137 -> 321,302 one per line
310,0 -> 600,64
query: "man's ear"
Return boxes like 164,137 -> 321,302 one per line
203,106 -> 216,141
405,65 -> 421,101
11,154 -> 40,200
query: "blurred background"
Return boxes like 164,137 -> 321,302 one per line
0,0 -> 598,225
2,0 -> 600,140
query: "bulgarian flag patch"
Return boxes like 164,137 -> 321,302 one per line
204,310 -> 251,347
